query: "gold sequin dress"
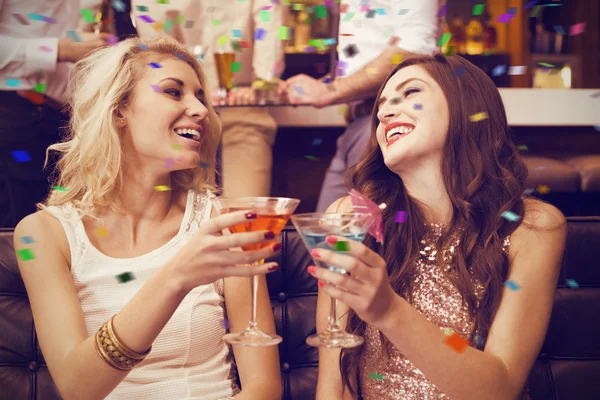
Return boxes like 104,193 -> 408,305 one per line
358,223 -> 512,399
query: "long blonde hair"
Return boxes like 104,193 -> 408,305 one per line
39,36 -> 221,218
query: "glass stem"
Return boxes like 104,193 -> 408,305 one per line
248,264 -> 260,330
328,297 -> 341,332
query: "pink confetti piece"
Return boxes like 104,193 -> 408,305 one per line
38,45 -> 54,52
150,84 -> 162,92
165,158 -> 174,168
107,35 -> 118,45
394,211 -> 407,223
497,13 -> 512,23
569,22 -> 586,36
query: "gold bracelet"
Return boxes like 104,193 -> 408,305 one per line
94,316 -> 151,371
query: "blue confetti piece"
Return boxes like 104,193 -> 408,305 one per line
504,280 -> 521,291
322,77 -> 334,84
20,236 -> 35,244
254,28 -> 267,41
376,8 -> 386,15
454,66 -> 466,78
67,31 -> 82,42
199,161 -> 210,168
5,78 -> 20,87
232,28 -> 242,38
148,62 -> 162,68
566,279 -> 579,289
525,0 -> 539,8
492,64 -> 507,77
413,104 -> 423,111
111,0 -> 126,12
473,334 -> 484,348
294,85 -> 305,96
553,25 -> 566,35
11,150 -> 31,162
312,137 -> 323,146
501,211 -> 521,222
27,13 -> 45,21
508,7 -> 518,15
138,44 -> 149,50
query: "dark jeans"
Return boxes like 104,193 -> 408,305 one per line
0,92 -> 66,227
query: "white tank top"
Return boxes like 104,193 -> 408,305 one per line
45,190 -> 240,400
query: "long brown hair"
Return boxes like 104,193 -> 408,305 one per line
340,54 -> 528,397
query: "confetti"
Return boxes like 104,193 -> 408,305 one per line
34,83 -> 46,93
52,186 -> 69,191
508,7 -> 518,15
517,144 -> 528,151
150,84 -> 162,93
343,44 -> 359,58
394,211 -> 407,223
293,85 -> 305,96
315,5 -> 327,18
138,15 -> 155,23
20,91 -> 46,105
17,248 -> 36,261
230,61 -> 241,72
472,4 -> 485,16
11,150 -> 31,162
523,188 -> 535,195
80,9 -> 95,23
566,279 -> 579,288
497,13 -> 512,23
222,319 -> 231,329
438,33 -> 452,47
441,327 -> 453,336
199,161 -> 210,168
312,137 -> 323,146
529,5 -> 543,18
148,62 -> 162,68
501,211 -> 521,222
368,373 -> 385,381
212,19 -> 222,25
20,236 -> 35,244
536,184 -> 550,194
157,0 -> 169,4
492,64 -> 507,77
413,104 -> 423,111
38,45 -> 54,52
165,158 -> 174,168
255,28 -> 267,40
171,144 -> 182,151
259,10 -> 270,22
444,332 -> 469,353
138,44 -> 149,50
232,28 -> 242,38
525,0 -> 539,8
473,335 -> 484,348
278,26 -> 290,40
569,22 -> 586,36
5,78 -> 20,87
333,241 -> 349,251
469,112 -> 488,122
107,35 -> 118,45
504,280 -> 520,291
67,31 -> 82,42
115,272 -> 135,283
96,228 -> 109,237
154,185 -> 172,191
136,5 -> 149,12
12,13 -> 30,25
305,155 -> 318,161
553,25 -> 566,35
112,0 -> 126,12
437,5 -> 447,17
454,66 -> 466,78
391,54 -> 403,64
366,10 -> 376,19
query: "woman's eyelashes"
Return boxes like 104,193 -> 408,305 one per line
163,88 -> 204,103
388,87 -> 421,105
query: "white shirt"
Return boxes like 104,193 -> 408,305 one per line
0,0 -> 80,103
133,0 -> 285,95
338,0 -> 443,76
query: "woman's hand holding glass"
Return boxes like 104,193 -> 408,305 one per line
168,210 -> 280,294
308,235 -> 398,330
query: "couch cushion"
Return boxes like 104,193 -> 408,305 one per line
564,155 -> 600,192
522,155 -> 581,193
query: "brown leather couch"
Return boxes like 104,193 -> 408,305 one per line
1,219 -> 599,399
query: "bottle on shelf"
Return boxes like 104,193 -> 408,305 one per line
465,15 -> 484,55
449,14 -> 467,54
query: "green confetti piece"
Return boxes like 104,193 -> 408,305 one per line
315,5 -> 327,18
51,185 -> 69,191
156,0 -> 169,4
212,19 -> 222,25
17,248 -> 36,261
115,271 -> 135,283
368,373 -> 385,381
259,10 -> 270,22
292,3 -> 304,11
566,279 -> 579,288
163,19 -> 173,32
231,40 -> 242,52
438,33 -> 452,47
305,155 -> 318,161
441,327 -> 453,336
217,35 -> 229,46
230,61 -> 241,72
501,211 -> 521,222
472,4 -> 485,16
80,9 -> 95,23
34,83 -> 46,93
176,15 -> 185,25
279,26 -> 290,40
342,12 -> 356,22
136,5 -> 149,12
334,241 -> 349,251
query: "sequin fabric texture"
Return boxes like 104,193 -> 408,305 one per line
358,223 -> 510,399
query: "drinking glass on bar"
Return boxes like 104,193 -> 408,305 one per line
213,51 -> 236,105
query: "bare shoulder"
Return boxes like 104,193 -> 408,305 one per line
521,197 -> 567,229
326,196 -> 353,213
15,210 -> 71,268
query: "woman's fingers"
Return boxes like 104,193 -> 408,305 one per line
200,210 -> 255,235
308,265 -> 364,295
215,230 -> 275,250
326,236 -> 387,270
223,242 -> 282,265
225,262 -> 280,277
311,248 -> 362,276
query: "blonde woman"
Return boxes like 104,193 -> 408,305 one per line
13,37 -> 282,400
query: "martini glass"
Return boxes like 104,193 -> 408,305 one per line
212,197 -> 300,347
291,213 -> 374,348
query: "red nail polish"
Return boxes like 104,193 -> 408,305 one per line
311,249 -> 320,258
245,212 -> 257,219
326,236 -> 337,245
268,264 -> 279,272
318,281 -> 325,288
273,243 -> 282,252
307,266 -> 317,274
264,231 -> 275,240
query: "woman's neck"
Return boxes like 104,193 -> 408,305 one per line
399,166 -> 453,225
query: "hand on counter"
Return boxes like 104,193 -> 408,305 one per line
282,74 -> 335,108
226,86 -> 256,106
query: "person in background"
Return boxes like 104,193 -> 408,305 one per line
312,54 -> 565,399
283,0 -> 443,212
14,36 -> 282,400
134,0 -> 285,197
0,0 -> 111,227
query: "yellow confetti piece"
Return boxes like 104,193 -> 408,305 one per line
441,327 -> 453,336
96,228 -> 109,237
153,21 -> 164,32
154,185 -> 172,192
171,144 -> 181,150
469,112 -> 488,122
390,54 -> 403,64
217,35 -> 229,46
337,105 -> 348,116
536,184 -> 551,194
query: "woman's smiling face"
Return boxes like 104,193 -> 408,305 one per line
375,65 -> 450,172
